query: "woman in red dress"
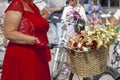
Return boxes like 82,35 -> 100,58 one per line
1,0 -> 51,80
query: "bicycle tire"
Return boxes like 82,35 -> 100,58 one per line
52,47 -> 66,79
92,66 -> 120,80
115,75 -> 120,80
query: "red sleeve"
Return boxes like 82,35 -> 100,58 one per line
5,0 -> 24,13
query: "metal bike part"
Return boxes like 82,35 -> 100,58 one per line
115,74 -> 120,80
52,24 -> 68,79
93,66 -> 120,80
52,45 -> 66,79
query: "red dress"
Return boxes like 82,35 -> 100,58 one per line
1,0 -> 51,80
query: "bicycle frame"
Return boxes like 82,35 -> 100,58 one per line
51,24 -> 68,79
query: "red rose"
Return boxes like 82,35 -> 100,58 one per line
82,41 -> 88,47
73,41 -> 78,47
92,40 -> 97,49
79,48 -> 83,51
77,31 -> 81,34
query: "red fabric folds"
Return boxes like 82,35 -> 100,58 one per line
1,0 -> 51,80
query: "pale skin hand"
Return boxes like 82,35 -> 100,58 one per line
4,11 -> 40,45
91,6 -> 99,13
41,8 -> 50,19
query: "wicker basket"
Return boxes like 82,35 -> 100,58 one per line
68,47 -> 109,77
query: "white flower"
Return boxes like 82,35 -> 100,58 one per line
67,25 -> 118,52
77,43 -> 82,48
97,40 -> 103,48
102,33 -> 106,38
82,47 -> 89,52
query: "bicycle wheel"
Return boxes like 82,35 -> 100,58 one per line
93,66 -> 120,80
115,75 -> 120,80
52,46 -> 66,79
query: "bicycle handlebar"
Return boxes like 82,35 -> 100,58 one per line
47,43 -> 58,49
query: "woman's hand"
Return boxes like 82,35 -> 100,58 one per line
41,8 -> 50,19
31,37 -> 40,45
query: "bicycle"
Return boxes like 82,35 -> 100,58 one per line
92,66 -> 120,80
49,38 -> 120,80
54,46 -> 120,80
64,26 -> 120,80
51,24 -> 69,80
51,12 -> 120,80
51,14 -> 86,79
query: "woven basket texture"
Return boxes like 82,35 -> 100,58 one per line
68,47 -> 109,77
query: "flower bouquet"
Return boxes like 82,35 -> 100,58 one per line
67,26 -> 118,52
66,26 -> 118,77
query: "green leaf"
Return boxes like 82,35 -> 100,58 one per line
114,24 -> 120,33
